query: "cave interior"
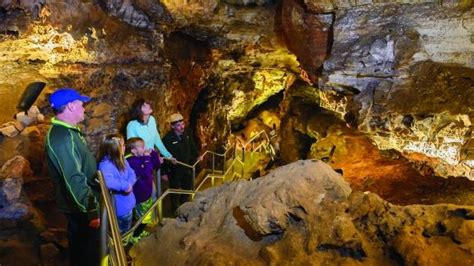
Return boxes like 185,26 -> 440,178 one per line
0,0 -> 473,265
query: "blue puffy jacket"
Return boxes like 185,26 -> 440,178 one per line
98,158 -> 137,217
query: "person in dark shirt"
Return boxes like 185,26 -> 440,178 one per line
162,113 -> 199,212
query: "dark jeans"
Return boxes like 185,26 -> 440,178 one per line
117,211 -> 133,234
169,168 -> 193,212
66,213 -> 99,266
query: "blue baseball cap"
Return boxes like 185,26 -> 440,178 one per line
49,88 -> 91,110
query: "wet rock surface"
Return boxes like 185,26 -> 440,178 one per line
132,160 -> 474,265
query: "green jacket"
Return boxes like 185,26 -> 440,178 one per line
45,117 -> 99,220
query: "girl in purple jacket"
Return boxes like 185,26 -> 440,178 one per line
98,134 -> 137,233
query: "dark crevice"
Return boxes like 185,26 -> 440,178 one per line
387,247 -> 406,266
436,222 -> 447,235
231,90 -> 284,132
422,229 -> 430,238
190,86 -> 210,146
376,228 -> 389,242
298,133 -> 316,160
287,206 -> 307,224
232,206 -> 263,241
448,208 -> 474,220
317,243 -> 366,260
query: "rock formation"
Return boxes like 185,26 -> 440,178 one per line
132,160 -> 474,265
0,0 -> 471,181
319,3 -> 474,179
0,0 -> 473,264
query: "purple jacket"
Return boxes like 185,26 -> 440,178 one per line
98,158 -> 136,217
126,150 -> 161,203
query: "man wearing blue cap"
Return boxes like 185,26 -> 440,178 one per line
44,88 -> 100,266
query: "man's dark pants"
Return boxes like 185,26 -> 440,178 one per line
169,167 -> 193,212
66,212 -> 99,266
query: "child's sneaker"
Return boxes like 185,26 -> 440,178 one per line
129,230 -> 151,244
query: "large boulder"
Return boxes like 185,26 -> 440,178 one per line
0,178 -> 23,207
0,155 -> 33,181
131,160 -> 352,264
0,156 -> 33,221
0,156 -> 33,208
131,160 -> 474,265
0,202 -> 30,220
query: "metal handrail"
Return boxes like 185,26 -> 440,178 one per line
163,130 -> 273,186
121,155 -> 249,241
100,129 -> 276,263
194,174 -> 225,192
222,158 -> 245,180
170,130 -> 272,169
121,146 -> 255,241
240,130 -> 272,149
121,188 -> 195,241
122,155 -> 247,241
194,157 -> 245,192
98,171 -> 127,266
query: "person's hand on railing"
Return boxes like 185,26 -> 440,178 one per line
197,155 -> 204,162
161,174 -> 169,182
89,218 -> 100,229
170,157 -> 177,165
125,184 -> 133,194
144,149 -> 153,156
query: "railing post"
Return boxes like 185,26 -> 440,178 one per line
251,142 -> 255,160
156,169 -> 162,198
99,204 -> 109,266
232,152 -> 235,176
157,199 -> 163,225
212,154 -> 215,174
97,171 -> 127,266
154,169 -> 162,222
223,152 -> 226,172
192,167 -> 196,188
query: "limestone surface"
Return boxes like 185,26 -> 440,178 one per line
320,4 -> 474,179
131,160 -> 474,265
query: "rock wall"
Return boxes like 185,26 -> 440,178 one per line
155,0 -> 474,180
0,155 -> 68,265
0,0 -> 212,152
1,0 -> 472,175
318,3 -> 474,179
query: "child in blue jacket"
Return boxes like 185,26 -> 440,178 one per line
98,134 -> 137,233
